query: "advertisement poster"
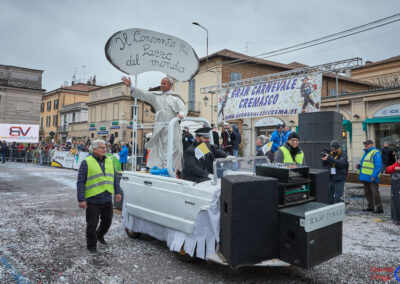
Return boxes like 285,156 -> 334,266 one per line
217,74 -> 322,123
0,124 -> 39,143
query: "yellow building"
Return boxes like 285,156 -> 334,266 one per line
87,82 -> 155,154
40,82 -> 98,141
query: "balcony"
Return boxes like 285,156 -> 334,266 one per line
59,125 -> 68,132
186,101 -> 201,117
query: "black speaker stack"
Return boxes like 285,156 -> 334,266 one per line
220,168 -> 341,269
220,175 -> 279,268
298,111 -> 343,169
278,202 -> 343,269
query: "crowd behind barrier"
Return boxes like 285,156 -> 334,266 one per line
0,138 -> 142,170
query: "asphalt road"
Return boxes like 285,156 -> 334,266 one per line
0,162 -> 399,284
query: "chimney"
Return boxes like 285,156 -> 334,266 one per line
72,74 -> 76,86
92,75 -> 96,85
87,76 -> 91,85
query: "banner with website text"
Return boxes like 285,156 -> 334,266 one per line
217,74 -> 322,123
0,124 -> 39,143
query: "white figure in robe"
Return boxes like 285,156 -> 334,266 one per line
122,76 -> 187,171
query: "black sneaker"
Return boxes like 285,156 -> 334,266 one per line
88,248 -> 97,254
98,236 -> 108,246
362,208 -> 374,212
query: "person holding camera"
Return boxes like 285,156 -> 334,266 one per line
321,140 -> 349,204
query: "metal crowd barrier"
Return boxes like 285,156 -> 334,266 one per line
4,149 -> 52,165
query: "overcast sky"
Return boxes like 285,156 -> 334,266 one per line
1,0 -> 400,92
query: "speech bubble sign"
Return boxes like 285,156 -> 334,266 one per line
105,28 -> 199,81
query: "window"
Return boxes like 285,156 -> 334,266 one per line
101,105 -> 107,121
54,99 -> 59,110
91,133 -> 94,138
115,132 -> 119,138
53,115 -> 58,127
72,112 -> 76,122
91,107 -> 96,122
188,78 -> 195,102
47,101 -> 51,111
329,89 -> 337,97
113,103 -> 119,120
40,103 -> 44,113
46,116 -> 51,127
230,72 -> 242,82
40,117 -> 43,130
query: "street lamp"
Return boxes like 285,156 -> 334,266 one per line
203,95 -> 209,107
192,22 -> 208,70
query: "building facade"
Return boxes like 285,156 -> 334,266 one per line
175,49 -> 375,156
320,55 -> 400,169
40,82 -> 98,141
59,102 -> 88,142
87,82 -> 155,154
0,64 -> 44,124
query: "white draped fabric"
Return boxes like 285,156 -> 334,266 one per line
130,87 -> 187,170
122,189 -> 221,259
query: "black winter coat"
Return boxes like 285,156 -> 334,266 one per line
322,150 -> 349,182
183,141 -> 227,183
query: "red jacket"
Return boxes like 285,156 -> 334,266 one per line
17,144 -> 25,152
386,161 -> 400,174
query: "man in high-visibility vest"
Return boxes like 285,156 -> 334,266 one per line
77,140 -> 122,254
356,139 -> 383,213
274,132 -> 306,166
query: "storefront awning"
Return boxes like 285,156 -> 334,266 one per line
362,116 -> 400,131
343,120 -> 352,143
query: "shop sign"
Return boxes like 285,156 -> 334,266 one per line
89,127 -> 96,131
373,103 -> 400,117
111,125 -> 121,129
254,117 -> 285,127
98,130 -> 109,135
112,121 -> 119,125
100,126 -> 107,131
90,123 -> 96,127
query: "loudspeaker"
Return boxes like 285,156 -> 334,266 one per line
298,111 -> 343,142
220,175 -> 279,268
279,202 -> 342,269
309,169 -> 330,204
300,142 -> 331,169
391,179 -> 400,222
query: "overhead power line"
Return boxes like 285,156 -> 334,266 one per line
223,13 -> 400,66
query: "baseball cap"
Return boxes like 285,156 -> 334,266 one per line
363,139 -> 374,145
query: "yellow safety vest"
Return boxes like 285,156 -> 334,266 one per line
280,146 -> 304,165
359,149 -> 380,177
85,156 -> 114,198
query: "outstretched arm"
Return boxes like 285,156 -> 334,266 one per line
121,76 -> 157,106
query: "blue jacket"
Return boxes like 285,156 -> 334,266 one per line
119,145 -> 128,163
358,147 -> 382,183
270,129 -> 284,152
77,154 -> 121,203
283,130 -> 292,144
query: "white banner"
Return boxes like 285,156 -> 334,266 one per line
217,74 -> 322,123
105,28 -> 199,81
0,124 -> 39,143
51,151 -> 90,169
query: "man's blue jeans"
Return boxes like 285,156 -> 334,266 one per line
329,180 -> 345,204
